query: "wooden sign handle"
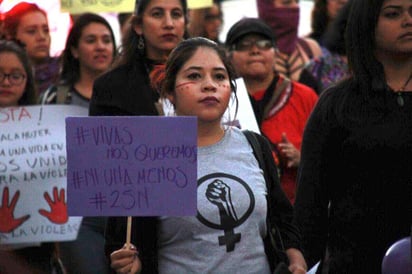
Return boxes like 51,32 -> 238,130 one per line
126,216 -> 132,248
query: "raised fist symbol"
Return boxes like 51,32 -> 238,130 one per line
206,179 -> 238,222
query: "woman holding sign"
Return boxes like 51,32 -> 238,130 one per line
0,41 -> 63,273
107,37 -> 307,274
0,40 -> 36,107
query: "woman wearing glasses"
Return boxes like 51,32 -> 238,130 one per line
0,40 -> 64,273
0,40 -> 36,107
226,18 -> 318,204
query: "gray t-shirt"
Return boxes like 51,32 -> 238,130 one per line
158,127 -> 271,274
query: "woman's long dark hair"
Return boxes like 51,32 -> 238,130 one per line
330,0 -> 388,126
309,0 -> 329,44
323,0 -> 352,56
60,13 -> 117,85
346,0 -> 386,95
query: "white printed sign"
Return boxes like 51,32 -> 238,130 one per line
0,105 -> 86,244
226,77 -> 260,133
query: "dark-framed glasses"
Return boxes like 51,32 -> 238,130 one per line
232,39 -> 273,52
0,72 -> 26,85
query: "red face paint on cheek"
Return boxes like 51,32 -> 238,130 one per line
175,81 -> 195,89
218,84 -> 230,90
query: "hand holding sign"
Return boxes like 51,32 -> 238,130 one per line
0,187 -> 31,233
38,187 -> 68,224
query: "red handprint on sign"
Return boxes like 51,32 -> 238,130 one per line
0,187 -> 30,233
38,187 -> 68,224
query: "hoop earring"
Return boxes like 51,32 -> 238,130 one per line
138,36 -> 145,50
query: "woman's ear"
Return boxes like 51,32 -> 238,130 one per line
70,46 -> 79,59
132,15 -> 143,36
166,92 -> 175,105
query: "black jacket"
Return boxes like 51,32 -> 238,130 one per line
90,57 -> 161,274
90,59 -> 160,116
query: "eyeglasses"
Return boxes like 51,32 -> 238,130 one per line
0,72 -> 26,85
231,39 -> 273,52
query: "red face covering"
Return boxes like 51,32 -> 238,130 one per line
257,1 -> 300,55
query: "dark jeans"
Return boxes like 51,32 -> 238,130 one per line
60,217 -> 110,274
12,243 -> 59,273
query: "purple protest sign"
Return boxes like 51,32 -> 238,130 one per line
65,116 -> 197,217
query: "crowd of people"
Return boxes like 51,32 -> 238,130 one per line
0,0 -> 410,273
